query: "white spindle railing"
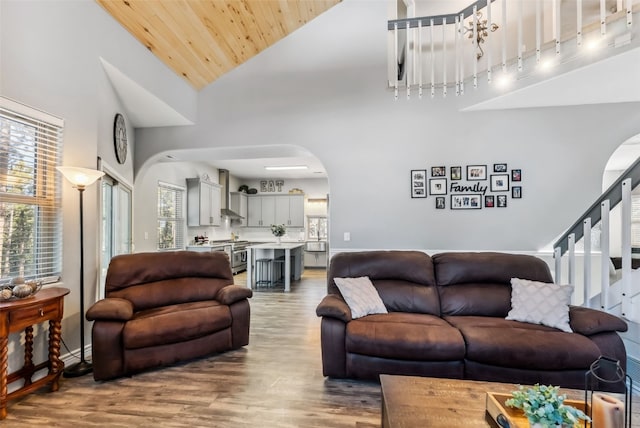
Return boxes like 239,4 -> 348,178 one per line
388,0 -> 639,97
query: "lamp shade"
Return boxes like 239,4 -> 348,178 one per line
57,166 -> 104,188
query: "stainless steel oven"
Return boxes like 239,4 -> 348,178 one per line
231,241 -> 248,274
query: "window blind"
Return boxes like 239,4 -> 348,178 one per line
157,181 -> 185,250
0,97 -> 63,284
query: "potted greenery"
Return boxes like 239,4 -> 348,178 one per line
504,384 -> 590,427
271,224 -> 286,244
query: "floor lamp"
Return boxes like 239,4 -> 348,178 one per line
57,166 -> 104,377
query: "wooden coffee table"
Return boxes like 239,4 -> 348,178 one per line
380,375 -> 639,428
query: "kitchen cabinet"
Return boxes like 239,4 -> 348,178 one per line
187,178 -> 222,227
230,192 -> 248,226
304,251 -> 327,268
247,195 -> 275,227
275,195 -> 304,227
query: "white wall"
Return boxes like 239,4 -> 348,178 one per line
0,0 -> 194,370
135,0 -> 640,253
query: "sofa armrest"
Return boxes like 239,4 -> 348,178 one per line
86,298 -> 134,321
217,285 -> 253,305
316,294 -> 352,323
569,306 -> 628,335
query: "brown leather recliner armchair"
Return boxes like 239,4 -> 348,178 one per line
86,251 -> 252,381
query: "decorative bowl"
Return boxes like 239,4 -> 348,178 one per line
0,278 -> 43,301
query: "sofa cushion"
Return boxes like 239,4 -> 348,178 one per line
506,278 -> 572,332
346,313 -> 465,361
334,276 -> 388,319
123,301 -> 231,349
445,316 -> 601,370
433,252 -> 553,317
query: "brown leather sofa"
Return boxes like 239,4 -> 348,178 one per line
316,251 -> 628,390
86,251 -> 252,381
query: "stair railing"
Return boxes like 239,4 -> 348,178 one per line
553,156 -> 640,321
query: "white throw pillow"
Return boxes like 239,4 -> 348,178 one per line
334,276 -> 388,319
506,278 -> 573,332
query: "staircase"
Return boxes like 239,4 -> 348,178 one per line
387,0 -> 640,101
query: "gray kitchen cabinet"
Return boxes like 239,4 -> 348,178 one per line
304,250 -> 327,268
230,192 -> 248,226
275,195 -> 304,227
247,195 -> 275,227
187,178 -> 222,227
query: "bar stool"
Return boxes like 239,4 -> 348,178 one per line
272,256 -> 286,286
255,258 -> 273,288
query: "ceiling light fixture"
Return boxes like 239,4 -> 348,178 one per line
264,165 -> 308,171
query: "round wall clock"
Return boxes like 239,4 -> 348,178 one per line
113,113 -> 128,164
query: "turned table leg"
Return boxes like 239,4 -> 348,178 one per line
0,334 -> 7,420
48,319 -> 63,392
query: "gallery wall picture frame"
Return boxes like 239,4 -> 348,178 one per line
451,194 -> 482,209
435,196 -> 446,209
450,166 -> 462,180
490,174 -> 510,192
429,178 -> 447,195
431,166 -> 446,177
466,165 -> 487,181
497,195 -> 508,207
485,195 -> 495,208
512,169 -> 522,181
411,170 -> 427,198
493,163 -> 507,172
512,186 -> 522,199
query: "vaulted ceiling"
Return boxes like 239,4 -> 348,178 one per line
96,0 -> 341,90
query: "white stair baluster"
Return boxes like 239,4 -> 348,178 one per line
601,200 -> 611,311
583,217 -> 592,307
621,178 -> 632,319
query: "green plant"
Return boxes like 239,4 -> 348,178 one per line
271,224 -> 286,237
505,384 -> 590,427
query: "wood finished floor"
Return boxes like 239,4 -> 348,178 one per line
5,269 -> 382,427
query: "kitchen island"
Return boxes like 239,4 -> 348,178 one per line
246,242 -> 304,292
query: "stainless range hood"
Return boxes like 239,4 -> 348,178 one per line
219,169 -> 244,220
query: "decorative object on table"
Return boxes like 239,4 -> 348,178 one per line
410,170 -> 427,198
57,166 -> 105,378
271,224 -> 286,244
238,184 -> 249,193
504,384 -> 590,427
0,277 -> 43,300
247,188 -> 258,194
584,356 -> 632,428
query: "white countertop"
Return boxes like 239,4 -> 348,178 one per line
248,242 -> 304,250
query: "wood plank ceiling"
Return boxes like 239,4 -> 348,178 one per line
96,0 -> 341,90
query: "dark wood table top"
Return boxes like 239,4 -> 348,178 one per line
380,375 -> 639,428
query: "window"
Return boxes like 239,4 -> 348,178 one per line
157,182 -> 185,250
307,216 -> 328,240
0,97 -> 63,284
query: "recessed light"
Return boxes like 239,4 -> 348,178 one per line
264,165 -> 308,171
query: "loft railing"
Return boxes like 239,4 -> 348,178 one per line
552,157 -> 640,322
387,0 -> 639,99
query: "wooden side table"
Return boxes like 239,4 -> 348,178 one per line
0,286 -> 70,419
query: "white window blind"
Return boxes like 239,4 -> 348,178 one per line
0,98 -> 63,284
157,181 -> 185,250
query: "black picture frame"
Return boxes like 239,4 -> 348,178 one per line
429,178 -> 447,195
512,169 -> 522,182
411,170 -> 427,198
450,166 -> 462,181
451,194 -> 482,209
435,196 -> 446,209
493,163 -> 507,173
497,195 -> 508,207
490,174 -> 510,192
431,166 -> 446,177
485,195 -> 495,208
512,186 -> 522,199
466,165 -> 487,181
